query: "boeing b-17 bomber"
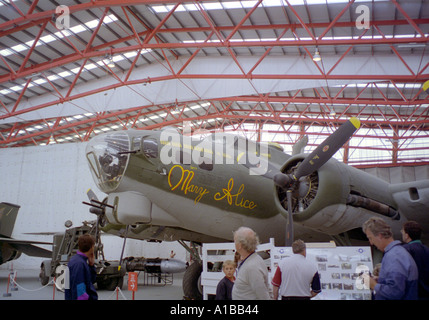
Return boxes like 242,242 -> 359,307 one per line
83,118 -> 429,299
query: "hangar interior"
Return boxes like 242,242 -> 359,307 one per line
0,0 -> 428,270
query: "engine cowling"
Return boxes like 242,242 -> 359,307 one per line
274,155 -> 405,237
0,244 -> 21,264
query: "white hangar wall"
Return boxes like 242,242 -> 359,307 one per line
0,141 -> 186,270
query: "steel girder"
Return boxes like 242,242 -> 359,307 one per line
0,0 -> 428,167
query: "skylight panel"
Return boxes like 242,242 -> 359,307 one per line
33,79 -> 47,85
222,2 -> 243,9
69,25 -> 86,34
0,48 -> 154,97
0,14 -> 118,57
47,74 -> 59,81
40,34 -> 57,44
85,20 -> 100,29
84,63 -> 97,71
0,48 -> 13,56
150,0 -> 389,13
12,44 -> 28,52
10,85 -> 23,91
58,71 -> 72,78
203,2 -> 224,10
181,32 -> 424,44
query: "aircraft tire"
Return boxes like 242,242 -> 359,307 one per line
39,263 -> 50,286
182,261 -> 203,300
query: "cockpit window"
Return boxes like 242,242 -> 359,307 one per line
85,132 -> 130,193
142,138 -> 158,158
132,136 -> 142,152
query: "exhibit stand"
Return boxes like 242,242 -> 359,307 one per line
201,239 -> 373,300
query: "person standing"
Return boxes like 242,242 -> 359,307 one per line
271,239 -> 321,300
215,260 -> 236,300
65,234 -> 98,300
231,227 -> 271,300
362,217 -> 418,300
401,221 -> 429,300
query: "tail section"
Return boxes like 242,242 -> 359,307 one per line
0,202 -> 20,238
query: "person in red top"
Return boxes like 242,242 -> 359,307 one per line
271,239 -> 321,300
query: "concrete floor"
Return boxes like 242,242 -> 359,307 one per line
0,268 -> 185,300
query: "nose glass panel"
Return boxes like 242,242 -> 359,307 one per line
85,132 -> 130,193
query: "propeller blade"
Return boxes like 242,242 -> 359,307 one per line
294,117 -> 360,179
118,225 -> 130,271
85,188 -> 105,257
292,135 -> 308,155
285,190 -> 294,246
87,188 -> 99,203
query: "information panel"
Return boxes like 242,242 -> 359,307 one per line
271,245 -> 373,300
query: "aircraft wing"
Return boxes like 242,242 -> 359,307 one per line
0,237 -> 52,258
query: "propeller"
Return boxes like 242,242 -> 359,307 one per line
83,189 -> 128,272
274,117 -> 361,246
83,190 -> 111,227
82,189 -> 113,259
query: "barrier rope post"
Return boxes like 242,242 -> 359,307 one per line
2,273 -> 11,297
6,271 -> 59,297
10,271 -> 18,292
53,277 -> 56,300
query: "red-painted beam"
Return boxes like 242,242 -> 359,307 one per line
0,0 -> 220,31
2,35 -> 428,84
3,100 -> 429,146
212,95 -> 429,106
1,71 -> 428,121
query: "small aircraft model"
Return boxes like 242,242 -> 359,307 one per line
0,202 -> 52,265
84,118 -> 429,298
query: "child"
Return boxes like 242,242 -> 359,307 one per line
215,260 -> 236,300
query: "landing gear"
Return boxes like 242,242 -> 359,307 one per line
97,276 -> 124,291
182,261 -> 203,300
178,240 -> 203,300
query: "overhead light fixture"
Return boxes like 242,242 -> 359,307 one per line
48,135 -> 55,144
313,50 -> 321,62
397,43 -> 426,48
103,54 -> 115,68
107,55 -> 115,68
423,80 -> 429,94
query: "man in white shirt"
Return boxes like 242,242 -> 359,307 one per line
271,239 -> 321,300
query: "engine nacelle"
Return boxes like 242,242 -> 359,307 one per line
0,244 -> 21,264
274,155 -> 405,237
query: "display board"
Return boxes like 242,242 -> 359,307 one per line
201,240 -> 373,300
271,244 -> 373,300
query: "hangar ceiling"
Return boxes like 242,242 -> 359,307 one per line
0,0 -> 428,167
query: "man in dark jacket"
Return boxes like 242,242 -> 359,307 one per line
363,217 -> 418,300
65,234 -> 98,300
401,221 -> 429,300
